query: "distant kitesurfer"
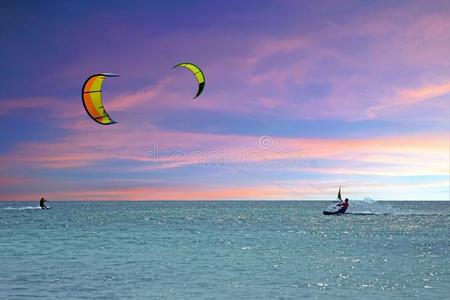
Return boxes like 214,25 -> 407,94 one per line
322,188 -> 350,215
39,197 -> 49,209
336,198 -> 349,214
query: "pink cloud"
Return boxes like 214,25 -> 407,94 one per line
0,176 -> 39,187
237,7 -> 450,121
1,112 -> 447,193
107,77 -> 176,112
0,127 -> 446,201
0,185 -> 288,201
0,97 -> 57,115
366,82 -> 450,118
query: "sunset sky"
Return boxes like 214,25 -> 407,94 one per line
0,0 -> 449,201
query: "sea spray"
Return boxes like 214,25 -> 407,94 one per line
3,206 -> 42,210
347,198 -> 401,215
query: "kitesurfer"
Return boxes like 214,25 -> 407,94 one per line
336,198 -> 349,214
39,197 -> 49,209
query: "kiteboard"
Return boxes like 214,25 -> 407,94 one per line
323,210 -> 342,215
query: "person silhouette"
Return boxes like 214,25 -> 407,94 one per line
39,197 -> 49,209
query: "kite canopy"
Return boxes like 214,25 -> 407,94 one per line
173,63 -> 205,98
82,73 -> 118,125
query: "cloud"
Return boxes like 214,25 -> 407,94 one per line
0,97 -> 57,115
0,185 -> 287,201
366,82 -> 450,118
0,176 -> 39,187
107,77 -> 177,112
1,118 -> 446,187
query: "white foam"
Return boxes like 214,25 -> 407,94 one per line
347,198 -> 401,215
3,206 -> 42,210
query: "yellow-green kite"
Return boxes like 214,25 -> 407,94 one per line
82,73 -> 118,125
173,63 -> 205,98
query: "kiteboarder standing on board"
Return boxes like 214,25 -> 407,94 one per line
39,197 -> 49,209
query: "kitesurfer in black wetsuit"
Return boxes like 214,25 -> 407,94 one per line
39,197 -> 49,209
336,198 -> 349,214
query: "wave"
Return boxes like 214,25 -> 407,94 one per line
3,206 -> 43,210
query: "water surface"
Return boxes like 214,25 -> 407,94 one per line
1,201 -> 449,299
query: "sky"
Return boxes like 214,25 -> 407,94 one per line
0,0 -> 449,201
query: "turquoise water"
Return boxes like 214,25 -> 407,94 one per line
1,201 -> 449,299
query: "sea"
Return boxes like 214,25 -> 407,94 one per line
1,200 -> 449,299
